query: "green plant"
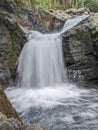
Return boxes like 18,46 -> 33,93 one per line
12,0 -> 98,11
85,0 -> 98,12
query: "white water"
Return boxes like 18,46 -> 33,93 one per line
5,85 -> 98,130
60,14 -> 89,34
5,84 -> 89,112
17,33 -> 65,88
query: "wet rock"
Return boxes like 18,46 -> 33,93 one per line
62,19 -> 98,84
21,124 -> 46,130
0,85 -> 20,120
0,18 -> 25,87
0,112 -> 21,130
0,112 -> 46,130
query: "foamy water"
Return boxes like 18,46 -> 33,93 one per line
5,85 -> 98,130
5,84 -> 90,112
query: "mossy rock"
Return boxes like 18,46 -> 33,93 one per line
0,85 -> 21,120
90,27 -> 98,43
76,29 -> 91,44
0,19 -> 24,86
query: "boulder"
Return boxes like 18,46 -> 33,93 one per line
0,112 -> 21,130
0,112 -> 46,130
0,85 -> 20,120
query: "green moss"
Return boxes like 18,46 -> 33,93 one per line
91,29 -> 98,35
76,29 -> 91,43
90,27 -> 98,43
5,24 -> 24,68
0,22 -> 23,65
16,4 -> 22,12
76,27 -> 98,46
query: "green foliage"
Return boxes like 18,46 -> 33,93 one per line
84,0 -> 98,12
30,0 -> 61,10
32,0 -> 98,11
12,0 -> 98,11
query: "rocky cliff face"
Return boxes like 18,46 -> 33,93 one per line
62,14 -> 98,85
0,0 -> 26,87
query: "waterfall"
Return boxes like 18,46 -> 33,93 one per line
17,33 -> 65,88
17,15 -> 89,88
6,15 -> 97,130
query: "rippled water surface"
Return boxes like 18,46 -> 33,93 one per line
5,84 -> 98,130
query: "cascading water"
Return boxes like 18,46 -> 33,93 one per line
5,15 -> 98,130
17,14 -> 89,88
17,33 -> 65,88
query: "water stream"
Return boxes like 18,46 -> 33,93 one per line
5,15 -> 98,130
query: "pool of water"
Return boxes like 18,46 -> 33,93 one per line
5,83 -> 98,130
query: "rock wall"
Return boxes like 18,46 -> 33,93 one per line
0,20 -> 25,87
62,17 -> 98,84
0,0 -> 27,87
